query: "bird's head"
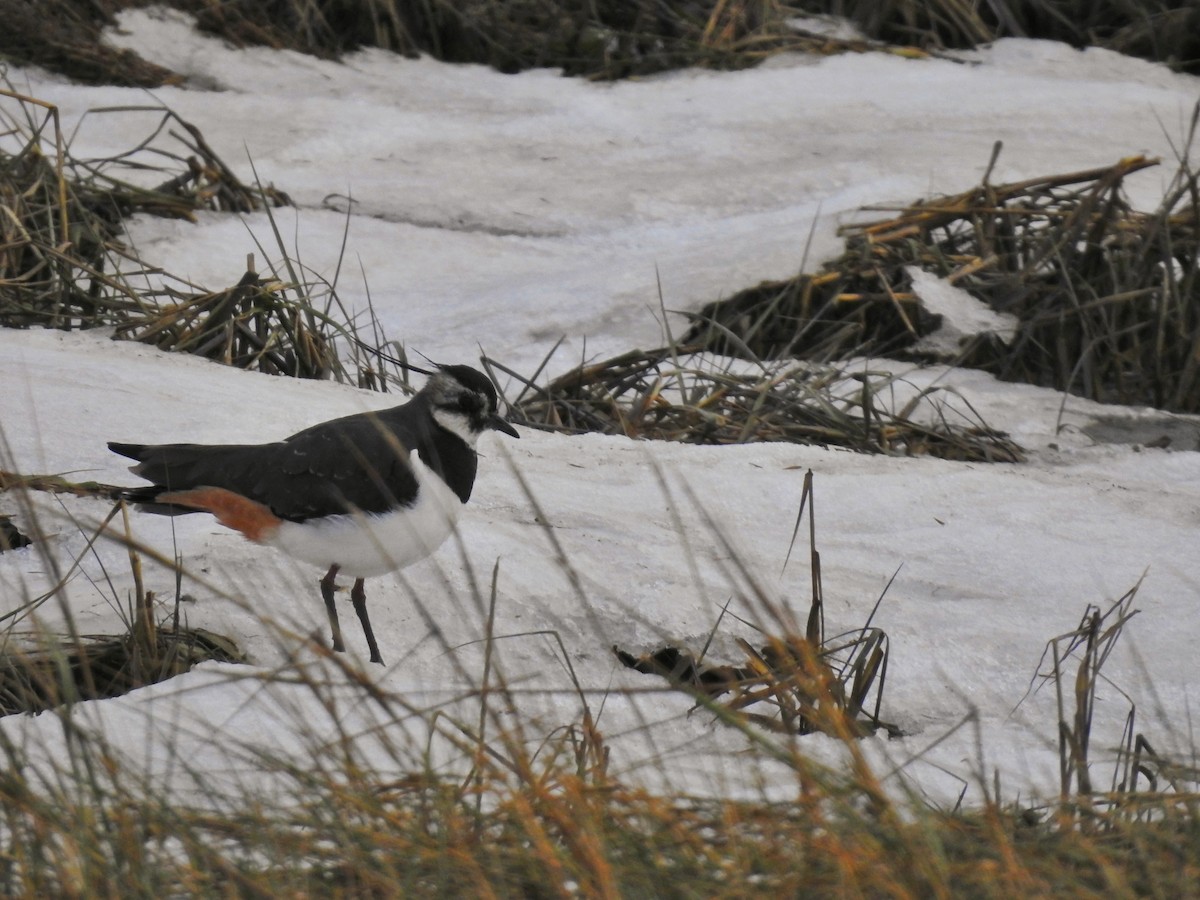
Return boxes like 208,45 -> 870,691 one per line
424,364 -> 520,445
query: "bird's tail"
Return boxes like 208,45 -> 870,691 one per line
110,443 -> 205,515
114,484 -> 202,516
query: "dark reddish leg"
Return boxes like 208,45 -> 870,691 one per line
320,564 -> 345,653
351,578 -> 384,665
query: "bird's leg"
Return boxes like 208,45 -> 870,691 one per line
320,564 -> 346,653
351,578 -> 384,666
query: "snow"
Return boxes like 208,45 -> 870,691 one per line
2,7 -> 1200,809
907,266 -> 1020,357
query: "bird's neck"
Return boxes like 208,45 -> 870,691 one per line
421,417 -> 480,504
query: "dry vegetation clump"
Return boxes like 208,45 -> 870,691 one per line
500,346 -> 1024,461
616,471 -> 900,739
794,0 -> 1200,74
0,494 -> 245,714
8,1 -> 1195,83
685,147 -> 1200,414
0,625 -> 243,715
0,88 -> 411,387
0,90 -> 290,330
3,0 -> 1196,90
8,765 -> 1198,896
1022,581 -> 1200,830
1,739 -> 1195,896
0,0 -> 182,87
130,0 -> 855,79
1,91 -> 134,331
0,0 -> 848,83
615,629 -> 896,737
114,263 -> 341,380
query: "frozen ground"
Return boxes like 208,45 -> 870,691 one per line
2,7 -> 1199,808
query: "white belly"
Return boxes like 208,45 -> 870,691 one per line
268,452 -> 464,578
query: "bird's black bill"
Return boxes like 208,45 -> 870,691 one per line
489,414 -> 520,438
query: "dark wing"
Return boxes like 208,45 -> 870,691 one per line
110,400 -> 427,522
272,403 -> 428,518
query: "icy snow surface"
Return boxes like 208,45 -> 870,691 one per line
2,7 -> 1200,807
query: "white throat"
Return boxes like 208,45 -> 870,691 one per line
432,408 -> 481,447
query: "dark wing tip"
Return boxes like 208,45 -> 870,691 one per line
108,442 -> 147,460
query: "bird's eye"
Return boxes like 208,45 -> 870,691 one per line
458,394 -> 483,414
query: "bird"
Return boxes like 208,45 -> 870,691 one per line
109,364 -> 519,665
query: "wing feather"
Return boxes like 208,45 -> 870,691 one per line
110,400 -> 428,522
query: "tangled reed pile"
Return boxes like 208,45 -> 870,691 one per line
684,149 -> 1200,413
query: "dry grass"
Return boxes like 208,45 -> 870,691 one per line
0,474 -> 1197,896
796,0 -> 1200,74
0,625 -> 243,715
686,144 -> 1200,413
616,472 -> 899,738
139,0 -> 855,80
499,346 -> 1024,461
0,488 -> 244,715
0,0 -> 843,84
0,0 -> 181,87
21,0 -> 1198,84
5,1 -> 1196,87
112,260 -> 342,380
0,764 -> 1194,896
0,86 -> 414,391
0,87 -> 289,330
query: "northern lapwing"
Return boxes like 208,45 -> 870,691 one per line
110,364 -> 518,664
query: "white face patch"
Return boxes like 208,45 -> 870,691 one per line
432,407 -> 481,446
